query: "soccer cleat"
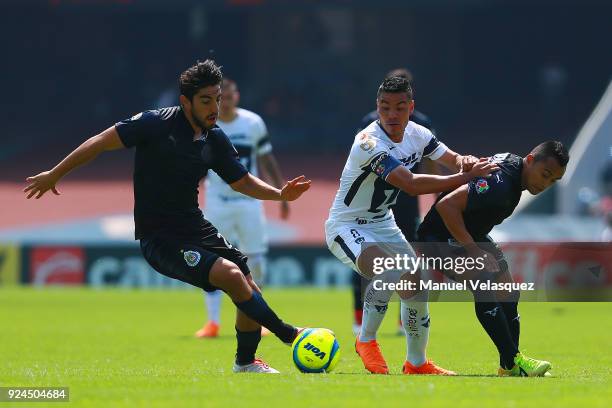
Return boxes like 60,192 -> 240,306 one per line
498,353 -> 552,377
195,321 -> 219,338
402,360 -> 457,375
355,337 -> 389,374
232,358 -> 280,374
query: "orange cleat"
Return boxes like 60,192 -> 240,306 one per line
195,321 -> 220,338
402,360 -> 456,375
355,337 -> 389,374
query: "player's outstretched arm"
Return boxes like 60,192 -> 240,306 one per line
386,158 -> 498,196
435,185 -> 499,272
436,149 -> 479,173
230,173 -> 311,202
24,127 -> 124,199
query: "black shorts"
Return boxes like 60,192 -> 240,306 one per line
415,233 -> 507,282
139,229 -> 250,292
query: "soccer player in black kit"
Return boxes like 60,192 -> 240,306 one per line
416,141 -> 569,376
23,60 -> 311,374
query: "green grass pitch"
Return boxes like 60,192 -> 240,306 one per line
1,288 -> 610,407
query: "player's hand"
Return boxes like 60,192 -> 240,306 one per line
466,246 -> 500,274
458,155 -> 479,172
23,171 -> 61,199
280,175 -> 311,201
280,201 -> 290,220
466,158 -> 498,178
480,251 -> 500,273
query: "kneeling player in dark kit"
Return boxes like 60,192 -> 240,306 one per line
417,141 -> 568,376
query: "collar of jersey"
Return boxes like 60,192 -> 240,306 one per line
177,107 -> 209,142
376,120 -> 403,145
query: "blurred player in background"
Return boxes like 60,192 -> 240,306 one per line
24,60 -> 311,374
417,141 -> 568,376
352,67 -> 439,336
196,78 -> 288,338
326,76 -> 496,375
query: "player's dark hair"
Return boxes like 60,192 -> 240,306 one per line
385,68 -> 413,83
531,141 -> 569,167
377,76 -> 413,101
179,59 -> 223,100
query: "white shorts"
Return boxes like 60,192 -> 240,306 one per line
205,198 -> 268,255
325,218 -> 414,276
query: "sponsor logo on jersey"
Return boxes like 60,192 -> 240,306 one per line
476,179 -> 490,194
183,250 -> 201,267
359,134 -> 377,152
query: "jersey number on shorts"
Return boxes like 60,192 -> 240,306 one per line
344,167 -> 400,217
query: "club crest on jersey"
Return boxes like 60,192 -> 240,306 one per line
475,179 -> 489,194
183,250 -> 201,267
359,135 -> 377,152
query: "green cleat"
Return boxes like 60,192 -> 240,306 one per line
498,353 -> 552,377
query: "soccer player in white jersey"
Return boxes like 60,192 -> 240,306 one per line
325,76 -> 498,375
195,78 -> 289,338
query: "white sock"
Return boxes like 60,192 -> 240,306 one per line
246,253 -> 266,286
358,270 -> 401,342
401,296 -> 430,366
205,290 -> 222,324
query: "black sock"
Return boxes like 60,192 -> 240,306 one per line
474,300 -> 519,369
235,327 -> 262,366
501,301 -> 520,348
499,301 -> 520,368
234,291 -> 296,343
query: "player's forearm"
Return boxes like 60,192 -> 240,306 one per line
231,173 -> 283,201
50,136 -> 105,180
435,201 -> 475,246
399,172 -> 471,196
50,128 -> 123,181
261,155 -> 285,189
436,150 -> 462,172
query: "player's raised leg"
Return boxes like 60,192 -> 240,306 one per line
208,257 -> 298,345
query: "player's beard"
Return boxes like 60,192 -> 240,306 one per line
192,112 -> 215,130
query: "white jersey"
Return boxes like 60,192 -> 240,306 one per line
327,120 -> 447,225
206,108 -> 272,200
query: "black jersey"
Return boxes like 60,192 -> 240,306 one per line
418,153 -> 524,241
115,107 -> 248,239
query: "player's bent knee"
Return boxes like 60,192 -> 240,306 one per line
209,259 -> 246,288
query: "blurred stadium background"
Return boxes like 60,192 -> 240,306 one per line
0,0 -> 611,291
2,4 -> 612,407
